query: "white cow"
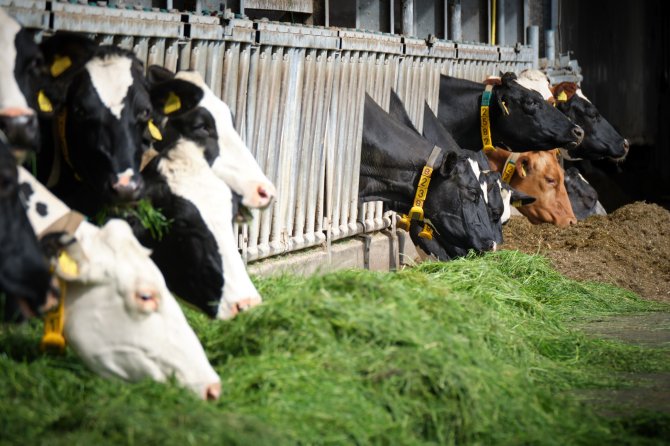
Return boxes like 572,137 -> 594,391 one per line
18,167 -> 221,400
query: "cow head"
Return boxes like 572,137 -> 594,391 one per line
0,9 -> 48,153
0,136 -> 50,321
553,82 -> 629,161
489,73 -> 584,150
361,95 -> 497,254
487,148 -> 576,227
563,166 -> 606,220
52,219 -> 221,400
39,36 -> 152,204
147,66 -> 276,209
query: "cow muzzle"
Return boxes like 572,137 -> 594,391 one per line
111,172 -> 143,202
0,111 -> 39,151
566,125 -> 584,148
245,182 -> 276,209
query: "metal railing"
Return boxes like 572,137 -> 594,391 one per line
3,1 -> 534,263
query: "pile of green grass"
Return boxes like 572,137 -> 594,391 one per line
1,251 -> 668,445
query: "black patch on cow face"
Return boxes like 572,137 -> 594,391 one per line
156,107 -> 220,165
13,29 -> 49,114
0,140 -> 49,322
564,167 -> 599,220
62,47 -> 150,205
35,202 -> 48,216
137,161 -> 224,318
557,96 -> 627,160
490,73 -> 582,151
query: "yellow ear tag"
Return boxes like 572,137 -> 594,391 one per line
418,224 -> 433,240
501,101 -> 510,115
50,55 -> 72,77
557,91 -> 568,102
58,250 -> 79,278
38,90 -> 53,113
148,119 -> 162,141
164,92 -> 181,115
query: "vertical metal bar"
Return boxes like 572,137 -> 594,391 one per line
390,0 -> 395,34
402,0 -> 413,36
496,0 -> 505,46
325,0 -> 330,27
443,0 -> 448,39
451,0 -> 461,41
527,25 -> 539,69
523,0 -> 530,43
545,29 -> 555,66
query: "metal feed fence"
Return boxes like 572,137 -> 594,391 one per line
3,1 -> 534,263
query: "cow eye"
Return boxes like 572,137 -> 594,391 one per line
137,108 -> 151,122
545,177 -> 557,185
134,290 -> 159,313
72,105 -> 86,118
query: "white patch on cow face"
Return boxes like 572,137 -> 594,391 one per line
157,139 -> 262,320
575,88 -> 591,103
467,158 -> 487,204
499,180 -> 512,224
17,166 -> 72,235
0,10 -> 29,113
516,70 -> 554,101
86,55 -> 133,119
61,218 -> 221,399
174,71 -> 276,209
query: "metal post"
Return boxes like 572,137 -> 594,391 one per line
527,25 -> 539,68
443,0 -> 448,39
450,0 -> 461,41
325,0 -> 329,27
402,0 -> 413,36
545,29 -> 555,66
240,0 -> 245,17
496,0 -> 505,46
523,0 -> 530,42
390,0 -> 394,34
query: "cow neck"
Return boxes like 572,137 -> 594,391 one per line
439,76 -> 495,151
396,145 -> 442,240
47,110 -> 83,187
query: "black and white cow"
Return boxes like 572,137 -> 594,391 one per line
563,166 -> 607,220
361,94 -> 498,254
0,9 -> 47,152
517,70 -> 628,161
138,69 -> 268,319
438,72 -> 584,152
17,166 -> 222,400
0,136 -> 50,321
36,35 -> 154,215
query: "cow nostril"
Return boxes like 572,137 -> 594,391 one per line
205,382 -> 221,401
257,186 -> 269,200
572,126 -> 584,142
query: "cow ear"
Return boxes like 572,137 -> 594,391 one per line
39,32 -> 96,79
38,32 -> 96,113
147,65 -> 175,86
501,72 -> 518,85
150,79 -> 204,117
517,155 -> 530,178
510,187 -> 536,206
438,151 -> 458,177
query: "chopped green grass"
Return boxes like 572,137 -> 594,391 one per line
95,199 -> 172,241
1,251 -> 668,445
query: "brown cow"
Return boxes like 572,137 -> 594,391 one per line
486,148 -> 577,227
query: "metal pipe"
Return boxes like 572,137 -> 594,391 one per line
527,25 -> 539,69
450,0 -> 461,41
496,0 -> 504,46
402,0 -> 413,36
325,0 -> 329,27
443,0 -> 448,39
523,0 -> 530,42
490,0 -> 496,45
390,0 -> 394,34
545,29 -> 555,66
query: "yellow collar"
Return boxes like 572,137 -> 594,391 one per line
501,152 -> 522,183
397,146 -> 442,240
480,84 -> 496,154
40,251 -> 77,353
